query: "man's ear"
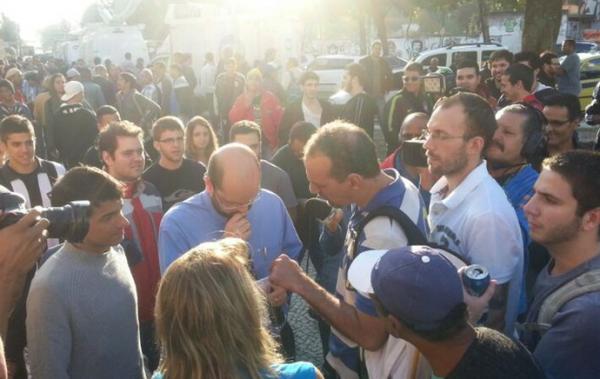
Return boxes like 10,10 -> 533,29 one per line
387,315 -> 407,339
582,207 -> 600,234
101,151 -> 112,169
204,175 -> 214,194
347,173 -> 363,190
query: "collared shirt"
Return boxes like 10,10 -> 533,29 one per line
428,161 -> 524,335
158,189 -> 302,278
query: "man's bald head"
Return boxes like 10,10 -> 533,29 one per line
207,143 -> 260,190
399,112 -> 428,143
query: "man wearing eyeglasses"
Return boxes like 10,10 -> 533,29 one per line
158,143 -> 302,357
383,62 -> 434,152
159,143 -> 302,277
425,93 -> 524,336
542,93 -> 584,157
143,116 -> 206,211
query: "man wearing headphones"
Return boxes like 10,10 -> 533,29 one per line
487,103 -> 546,302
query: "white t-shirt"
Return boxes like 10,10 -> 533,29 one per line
302,101 -> 322,128
428,161 -> 523,335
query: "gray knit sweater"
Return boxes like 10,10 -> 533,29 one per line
26,243 -> 146,379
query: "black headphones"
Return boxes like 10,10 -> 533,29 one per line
517,103 -> 547,162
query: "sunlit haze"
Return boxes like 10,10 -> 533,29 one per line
3,0 -> 97,43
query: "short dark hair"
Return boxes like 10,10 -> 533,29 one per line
304,121 -> 380,181
98,121 -> 143,158
346,63 -> 368,88
498,103 -> 546,141
0,115 -> 35,142
0,79 -> 15,94
539,51 -> 558,66
543,151 -> 600,238
489,49 -> 514,64
51,166 -> 123,211
455,60 -> 480,73
96,105 -> 119,123
543,93 -> 582,121
299,71 -> 319,85
435,92 -> 497,151
514,51 -> 541,70
79,66 -> 92,80
564,39 -> 576,47
229,120 -> 261,141
401,303 -> 469,342
152,116 -> 184,141
119,72 -> 137,88
289,121 -> 317,144
504,63 -> 535,92
404,62 -> 425,75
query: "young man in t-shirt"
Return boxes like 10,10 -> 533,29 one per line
26,166 -> 145,379
348,245 -> 545,379
0,115 -> 65,209
143,116 -> 205,211
522,150 -> 600,379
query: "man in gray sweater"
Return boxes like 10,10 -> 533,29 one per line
26,166 -> 146,379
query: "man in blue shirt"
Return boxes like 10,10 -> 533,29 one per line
486,103 -> 544,311
522,151 -> 600,379
158,143 -> 302,280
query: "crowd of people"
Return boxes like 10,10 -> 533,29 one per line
0,38 -> 599,379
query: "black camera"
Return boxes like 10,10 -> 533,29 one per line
0,190 -> 91,243
401,139 -> 428,167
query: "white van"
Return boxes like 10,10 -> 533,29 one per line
413,43 -> 508,68
79,25 -> 149,66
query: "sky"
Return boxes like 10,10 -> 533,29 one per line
2,0 -> 96,43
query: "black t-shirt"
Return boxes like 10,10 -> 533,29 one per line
340,93 -> 378,137
271,145 -> 310,200
142,158 -> 206,211
446,327 -> 545,379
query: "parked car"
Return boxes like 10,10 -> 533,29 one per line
412,42 -> 507,68
571,53 -> 600,110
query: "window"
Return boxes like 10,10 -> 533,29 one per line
452,51 -> 477,66
482,50 -> 498,63
423,54 -> 447,66
581,58 -> 600,81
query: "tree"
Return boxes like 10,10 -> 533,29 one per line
522,0 -> 563,52
39,21 -> 71,52
0,13 -> 20,43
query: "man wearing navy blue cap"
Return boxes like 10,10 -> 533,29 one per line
348,245 -> 545,379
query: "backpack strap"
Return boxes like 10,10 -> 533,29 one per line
534,269 -> 600,333
350,205 -> 428,259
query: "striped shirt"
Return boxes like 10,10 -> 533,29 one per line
327,169 -> 430,379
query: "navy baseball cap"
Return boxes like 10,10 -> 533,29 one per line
348,245 -> 464,331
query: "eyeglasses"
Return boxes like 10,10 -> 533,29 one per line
403,76 -> 421,82
213,189 -> 261,212
546,119 -> 570,128
421,129 -> 468,142
158,137 -> 184,145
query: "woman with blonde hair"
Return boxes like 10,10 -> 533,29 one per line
185,116 -> 219,165
153,238 -> 323,379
